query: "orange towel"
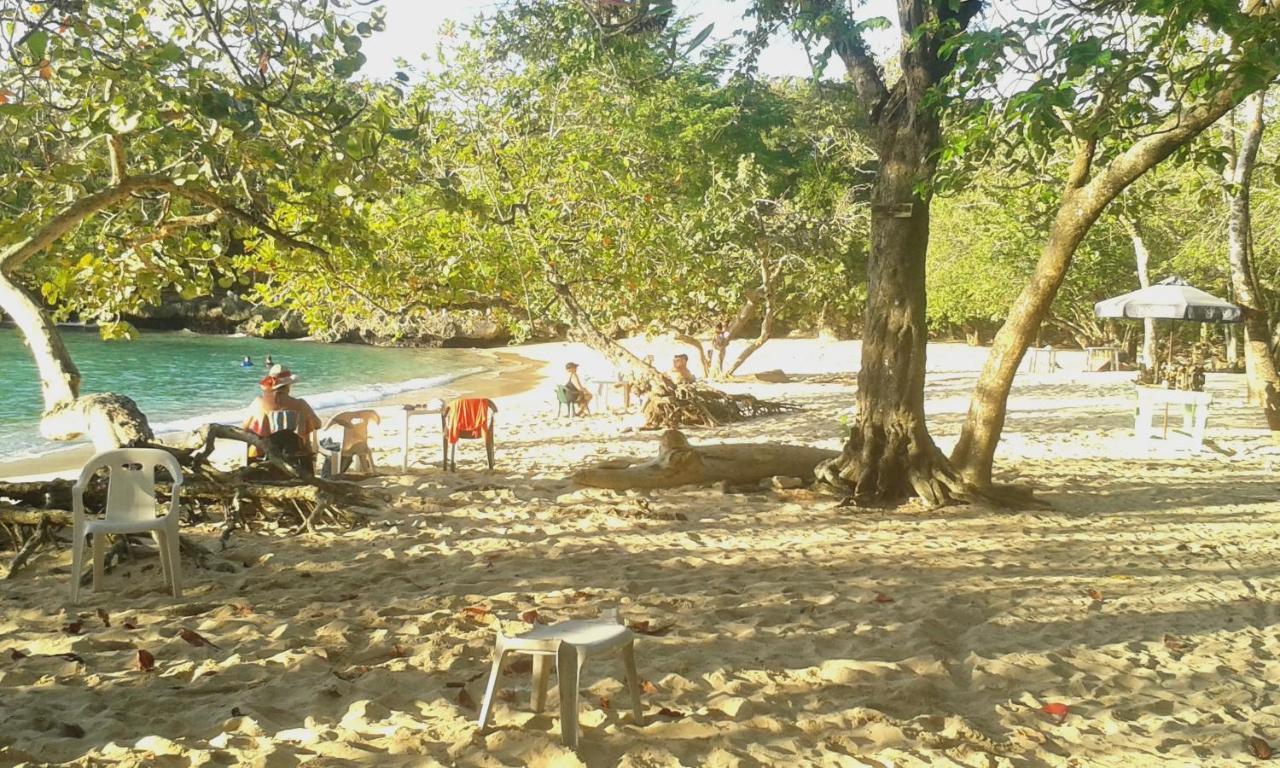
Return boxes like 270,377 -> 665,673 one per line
447,398 -> 491,444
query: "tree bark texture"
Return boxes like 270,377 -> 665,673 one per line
951,66 -> 1280,488
1224,90 -> 1280,420
815,0 -> 985,506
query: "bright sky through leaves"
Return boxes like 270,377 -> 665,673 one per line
363,0 -> 901,81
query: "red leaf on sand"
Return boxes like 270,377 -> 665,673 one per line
1248,736 -> 1273,759
520,610 -> 539,624
1086,589 -> 1104,602
462,605 -> 490,621
627,620 -> 673,637
62,621 -> 83,635
96,608 -> 110,628
1040,702 -> 1069,723
641,680 -> 658,695
137,649 -> 155,672
656,707 -> 686,718
178,628 -> 219,649
599,695 -> 611,710
873,593 -> 895,604
10,648 -> 28,660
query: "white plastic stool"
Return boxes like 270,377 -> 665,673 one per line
477,618 -> 644,748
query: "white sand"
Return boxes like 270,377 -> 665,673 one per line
3,337 -> 1279,767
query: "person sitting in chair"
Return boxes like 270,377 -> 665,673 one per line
564,362 -> 593,414
243,365 -> 322,470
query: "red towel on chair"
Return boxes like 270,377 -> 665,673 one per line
447,398 -> 491,444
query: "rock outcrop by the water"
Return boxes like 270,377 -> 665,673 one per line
128,292 -> 551,347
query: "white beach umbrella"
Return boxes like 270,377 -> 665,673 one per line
1094,276 -> 1242,323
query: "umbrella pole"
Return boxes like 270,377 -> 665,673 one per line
1163,324 -> 1174,438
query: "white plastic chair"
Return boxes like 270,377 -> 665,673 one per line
70,448 -> 184,603
477,615 -> 644,748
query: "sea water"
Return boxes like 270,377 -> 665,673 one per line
0,327 -> 491,461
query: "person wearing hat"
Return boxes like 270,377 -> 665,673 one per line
564,362 -> 593,415
242,364 -> 322,461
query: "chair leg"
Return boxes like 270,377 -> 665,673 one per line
477,644 -> 509,731
152,530 -> 171,593
622,642 -> 644,725
70,528 -> 85,604
557,642 -> 583,748
91,533 -> 106,593
532,653 -> 551,713
485,431 -> 495,470
165,526 -> 183,598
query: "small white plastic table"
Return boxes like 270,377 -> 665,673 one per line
399,404 -> 442,471
477,618 -> 644,748
1134,386 -> 1212,447
589,378 -> 622,411
1085,345 -> 1121,372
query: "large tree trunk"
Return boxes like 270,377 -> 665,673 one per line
1224,91 -> 1280,421
951,70 -> 1278,489
1120,216 -> 1157,369
816,96 -> 967,506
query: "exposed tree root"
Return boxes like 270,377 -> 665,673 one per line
641,383 -> 800,429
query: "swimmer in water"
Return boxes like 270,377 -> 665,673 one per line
241,356 -> 253,368
264,354 -> 274,367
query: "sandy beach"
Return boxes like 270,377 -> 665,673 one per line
3,337 -> 1279,767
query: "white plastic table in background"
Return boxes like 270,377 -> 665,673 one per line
1025,347 -> 1057,373
400,404 -> 442,471
589,378 -> 622,411
1134,386 -> 1212,447
1085,345 -> 1121,372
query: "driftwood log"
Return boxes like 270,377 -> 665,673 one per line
640,383 -> 800,430
572,429 -> 840,490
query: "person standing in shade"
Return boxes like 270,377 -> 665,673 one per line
671,353 -> 696,384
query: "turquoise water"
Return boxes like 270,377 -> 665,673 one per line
0,328 -> 490,460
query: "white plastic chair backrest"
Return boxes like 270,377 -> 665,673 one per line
77,448 -> 184,523
326,409 -> 380,451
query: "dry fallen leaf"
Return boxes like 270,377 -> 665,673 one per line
1248,736 -> 1273,760
391,644 -> 408,658
462,605 -> 490,621
10,648 -> 29,661
627,620 -> 673,637
136,649 -> 156,672
599,696 -> 611,710
1086,589 -> 1104,602
506,657 -> 533,675
873,593 -> 895,604
62,621 -> 84,635
570,591 -> 592,603
1163,634 -> 1189,653
95,608 -> 110,628
520,610 -> 539,624
457,688 -> 477,710
122,622 -> 138,630
1040,702 -> 1069,724
656,707 -> 686,718
641,680 -> 658,695
178,627 -> 219,649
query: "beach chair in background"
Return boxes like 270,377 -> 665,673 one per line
554,385 -> 579,417
323,409 -> 380,476
477,611 -> 644,748
70,448 -> 184,603
441,397 -> 497,471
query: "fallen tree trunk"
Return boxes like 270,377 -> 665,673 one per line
573,429 -> 839,490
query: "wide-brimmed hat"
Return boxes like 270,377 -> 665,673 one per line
259,364 -> 297,390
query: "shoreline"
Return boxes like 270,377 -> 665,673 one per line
0,348 -> 547,482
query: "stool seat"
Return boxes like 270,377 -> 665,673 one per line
508,620 -> 633,650
477,617 -> 645,749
